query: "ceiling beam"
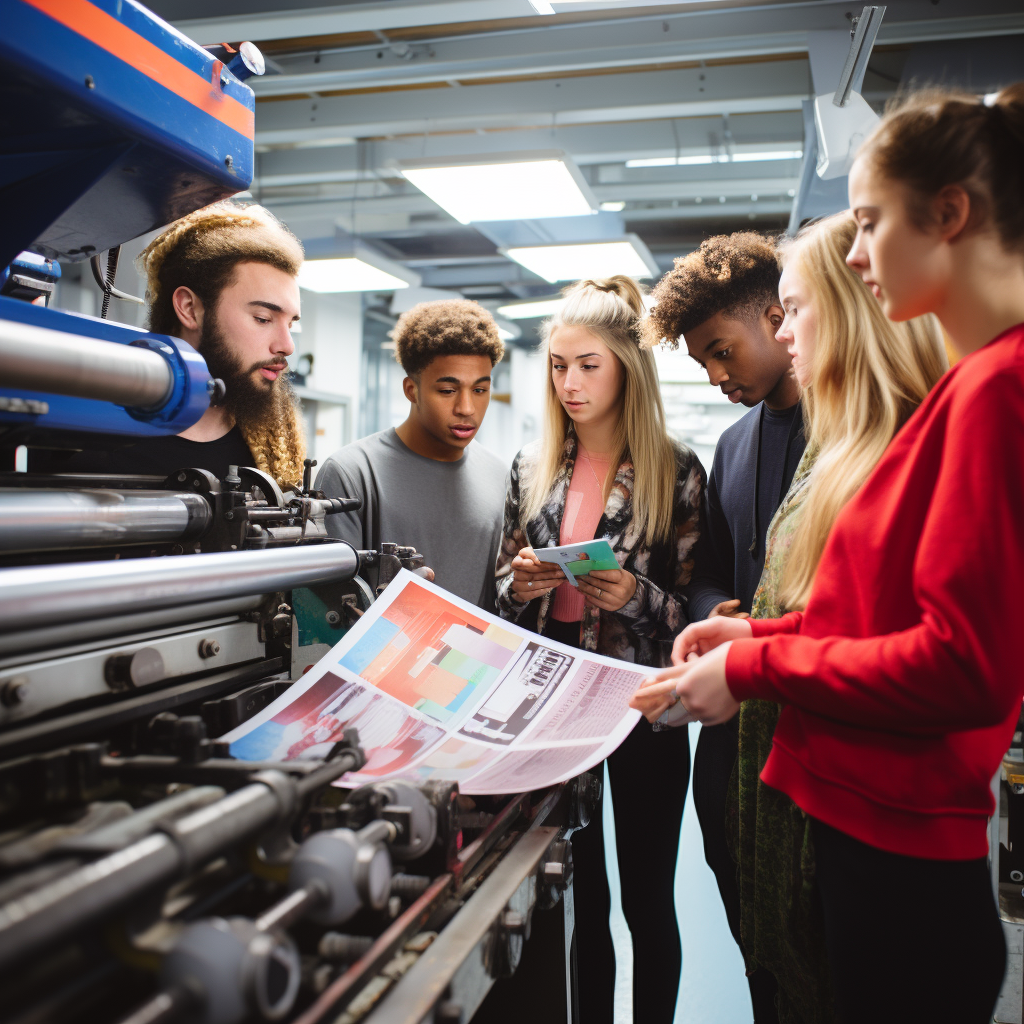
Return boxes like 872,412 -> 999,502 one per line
253,59 -> 811,145
251,111 -> 804,185
242,0 -> 1022,96
172,0 -> 540,45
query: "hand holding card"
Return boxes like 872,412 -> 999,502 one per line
537,540 -> 619,587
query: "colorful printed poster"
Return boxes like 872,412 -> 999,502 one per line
221,570 -> 644,794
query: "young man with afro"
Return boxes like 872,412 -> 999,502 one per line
315,299 -> 507,610
644,232 -> 805,1024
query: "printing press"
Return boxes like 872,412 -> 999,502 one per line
0,4 -> 589,1021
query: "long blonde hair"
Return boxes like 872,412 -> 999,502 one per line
778,212 -> 948,610
521,276 -> 678,547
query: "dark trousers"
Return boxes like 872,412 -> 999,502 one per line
544,617 -> 690,1024
811,817 -> 1006,1023
693,719 -> 780,1022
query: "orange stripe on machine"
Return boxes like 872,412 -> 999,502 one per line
23,0 -> 255,139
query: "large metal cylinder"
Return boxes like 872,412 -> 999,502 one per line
1,319 -> 174,408
0,542 -> 361,633
0,489 -> 212,552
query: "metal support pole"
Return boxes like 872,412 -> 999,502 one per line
834,5 -> 886,107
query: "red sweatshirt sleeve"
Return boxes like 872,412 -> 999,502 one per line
727,370 -> 1024,734
749,612 -> 803,638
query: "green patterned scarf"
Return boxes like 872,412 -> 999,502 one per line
727,445 -> 837,1024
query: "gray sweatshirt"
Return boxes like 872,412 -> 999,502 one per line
314,428 -> 508,611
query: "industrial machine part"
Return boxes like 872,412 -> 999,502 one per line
1,0 -> 262,442
0,0 -> 258,271
0,2 -> 589,1020
0,296 -> 217,444
992,705 -> 1024,1024
1,252 -> 61,304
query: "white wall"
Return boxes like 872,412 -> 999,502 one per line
297,289 -> 363,464
475,345 -> 546,470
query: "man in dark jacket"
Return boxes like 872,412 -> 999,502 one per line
646,232 -> 805,1024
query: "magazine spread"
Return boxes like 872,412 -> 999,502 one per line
221,569 -> 646,795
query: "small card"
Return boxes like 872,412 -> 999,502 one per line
538,539 -> 619,587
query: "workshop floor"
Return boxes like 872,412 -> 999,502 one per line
604,721 -> 754,1024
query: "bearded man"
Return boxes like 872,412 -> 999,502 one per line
33,203 -> 306,490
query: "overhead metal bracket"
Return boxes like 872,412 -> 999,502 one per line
834,6 -> 886,107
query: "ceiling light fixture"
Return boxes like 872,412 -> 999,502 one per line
503,236 -> 659,284
497,297 -> 565,320
626,155 -> 720,168
297,243 -> 420,293
600,200 -> 626,212
731,149 -> 803,163
625,149 -> 802,169
400,150 -> 596,224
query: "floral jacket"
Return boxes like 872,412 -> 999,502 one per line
495,429 -> 704,667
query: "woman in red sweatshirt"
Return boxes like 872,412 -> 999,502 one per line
633,83 -> 1024,1022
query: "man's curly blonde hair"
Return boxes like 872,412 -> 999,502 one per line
138,203 -> 306,490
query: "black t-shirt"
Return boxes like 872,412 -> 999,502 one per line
30,426 -> 256,482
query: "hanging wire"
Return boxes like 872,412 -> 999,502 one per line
90,246 -> 144,316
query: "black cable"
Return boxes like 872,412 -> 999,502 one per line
100,246 -> 120,320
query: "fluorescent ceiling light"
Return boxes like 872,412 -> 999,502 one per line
528,0 -> 554,10
400,150 -> 596,224
600,200 -> 626,211
298,244 -> 420,293
494,314 -> 522,342
626,155 -> 721,168
626,150 -> 801,169
497,297 -> 565,320
503,236 -> 659,284
299,259 -> 410,293
732,149 -> 803,162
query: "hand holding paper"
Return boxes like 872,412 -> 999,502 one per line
630,644 -> 740,726
631,653 -> 699,724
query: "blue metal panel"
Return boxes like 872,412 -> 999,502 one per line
0,0 -> 257,268
0,296 -> 211,437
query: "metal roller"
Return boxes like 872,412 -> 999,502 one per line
0,542 -> 361,633
0,319 -> 174,409
0,489 -> 212,552
0,756 -> 363,972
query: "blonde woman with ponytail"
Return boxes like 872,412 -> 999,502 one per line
634,212 -> 946,1023
495,275 -> 704,1024
637,82 -> 1024,1022
737,212 -> 944,1024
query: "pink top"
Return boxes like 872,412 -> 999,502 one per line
551,446 -> 612,622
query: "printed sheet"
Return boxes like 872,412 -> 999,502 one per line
221,569 -> 645,794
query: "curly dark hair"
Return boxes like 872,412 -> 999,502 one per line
392,299 -> 505,377
642,231 -> 781,349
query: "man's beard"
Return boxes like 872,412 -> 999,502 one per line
199,310 -> 296,432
